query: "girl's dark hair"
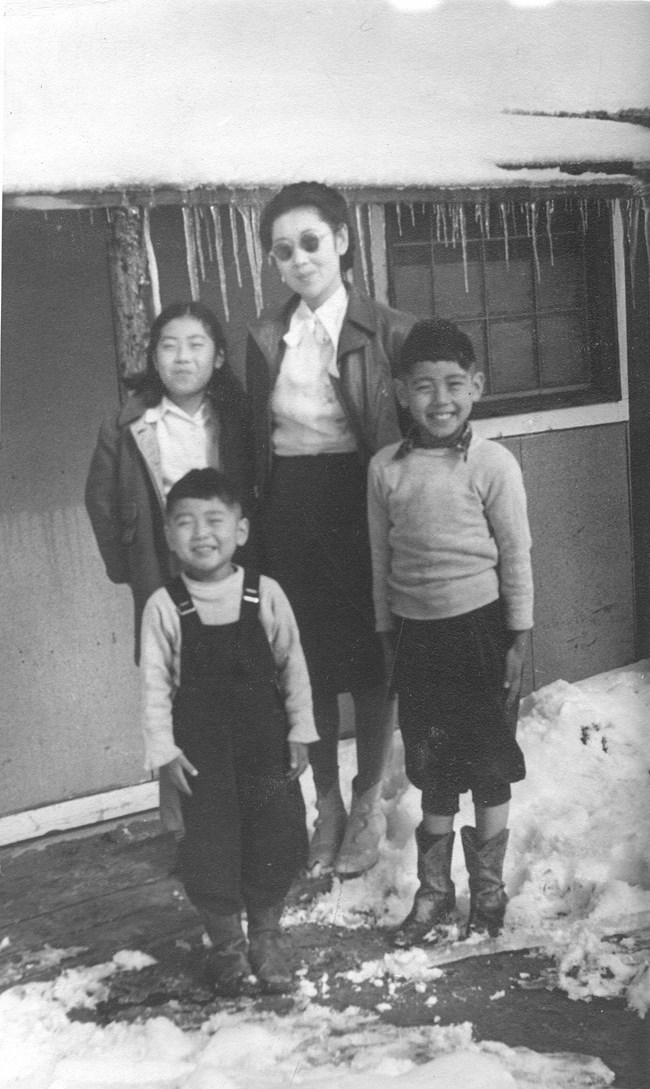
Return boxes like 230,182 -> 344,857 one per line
397,319 -> 477,376
124,301 -> 244,416
259,182 -> 355,273
166,467 -> 244,517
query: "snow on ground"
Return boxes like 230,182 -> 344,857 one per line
1,663 -> 649,1088
293,661 -> 650,1014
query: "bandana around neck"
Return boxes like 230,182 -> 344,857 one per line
393,421 -> 472,461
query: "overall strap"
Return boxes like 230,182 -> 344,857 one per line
240,569 -> 261,624
165,576 -> 203,635
231,569 -> 263,672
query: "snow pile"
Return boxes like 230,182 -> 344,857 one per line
291,662 -> 650,1013
0,964 -> 616,1088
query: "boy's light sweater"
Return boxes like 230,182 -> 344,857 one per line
367,434 -> 533,632
140,565 -> 318,772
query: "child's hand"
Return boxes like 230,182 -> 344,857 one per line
164,753 -> 198,796
504,632 -> 529,710
287,742 -> 309,780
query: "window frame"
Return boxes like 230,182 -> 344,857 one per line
384,197 -> 629,440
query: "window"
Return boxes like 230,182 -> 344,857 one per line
386,199 -> 620,417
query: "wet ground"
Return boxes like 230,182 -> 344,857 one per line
1,819 -> 648,1086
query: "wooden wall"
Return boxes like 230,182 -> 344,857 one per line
0,207 -> 639,819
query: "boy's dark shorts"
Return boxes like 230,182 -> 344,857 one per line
393,599 -> 526,815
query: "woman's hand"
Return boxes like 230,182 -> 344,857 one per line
287,742 -> 309,779
164,753 -> 198,796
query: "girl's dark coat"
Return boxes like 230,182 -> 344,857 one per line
85,385 -> 254,655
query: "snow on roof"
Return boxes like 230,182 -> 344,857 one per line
4,0 -> 650,195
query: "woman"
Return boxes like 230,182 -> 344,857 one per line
247,182 -> 415,877
86,300 -> 253,831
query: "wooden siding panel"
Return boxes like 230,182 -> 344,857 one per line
0,212 -> 142,816
521,425 -> 634,689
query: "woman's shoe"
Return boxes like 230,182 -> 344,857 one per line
334,779 -> 386,878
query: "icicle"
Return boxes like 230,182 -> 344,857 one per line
579,198 -> 588,233
210,205 -> 230,324
545,200 -> 555,267
182,207 -> 200,300
450,205 -> 459,249
408,202 -> 416,228
396,202 -> 403,237
484,200 -> 491,240
89,208 -> 94,227
441,205 -> 449,247
354,204 -> 370,293
499,202 -> 510,267
143,207 -> 161,316
250,204 -> 265,284
435,204 -> 442,243
202,206 -> 214,263
459,205 -> 469,294
628,198 -> 640,309
229,205 -> 243,289
529,201 -> 541,283
192,207 -> 206,282
368,204 -> 388,304
239,206 -> 264,316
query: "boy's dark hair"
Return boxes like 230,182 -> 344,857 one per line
397,319 -> 476,376
259,182 -> 355,273
166,468 -> 245,518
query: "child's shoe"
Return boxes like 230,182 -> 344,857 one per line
201,910 -> 253,996
307,783 -> 347,874
461,826 -> 509,938
334,778 -> 386,877
393,827 -> 456,947
247,902 -> 294,994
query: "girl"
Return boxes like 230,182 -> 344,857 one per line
247,182 -> 415,878
86,301 -> 253,831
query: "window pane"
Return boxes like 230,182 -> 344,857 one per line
456,320 -> 489,391
488,320 -> 537,393
538,314 -> 589,387
485,240 -> 533,315
536,234 -> 582,311
432,242 -> 483,318
393,262 -> 433,317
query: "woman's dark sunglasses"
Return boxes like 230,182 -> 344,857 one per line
270,231 -> 330,264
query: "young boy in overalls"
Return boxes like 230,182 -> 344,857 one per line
368,320 -> 533,947
140,468 -> 317,995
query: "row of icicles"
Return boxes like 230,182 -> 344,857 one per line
111,195 -> 642,321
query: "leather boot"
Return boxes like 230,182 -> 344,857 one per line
461,826 -> 509,938
394,827 -> 456,947
334,778 -> 386,878
247,902 -> 293,994
200,910 -> 253,996
307,783 -> 347,874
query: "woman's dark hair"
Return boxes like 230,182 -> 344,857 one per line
124,302 -> 243,415
259,182 -> 355,273
397,319 -> 477,377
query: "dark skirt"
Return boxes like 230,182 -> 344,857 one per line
262,453 -> 384,698
393,600 -> 526,809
